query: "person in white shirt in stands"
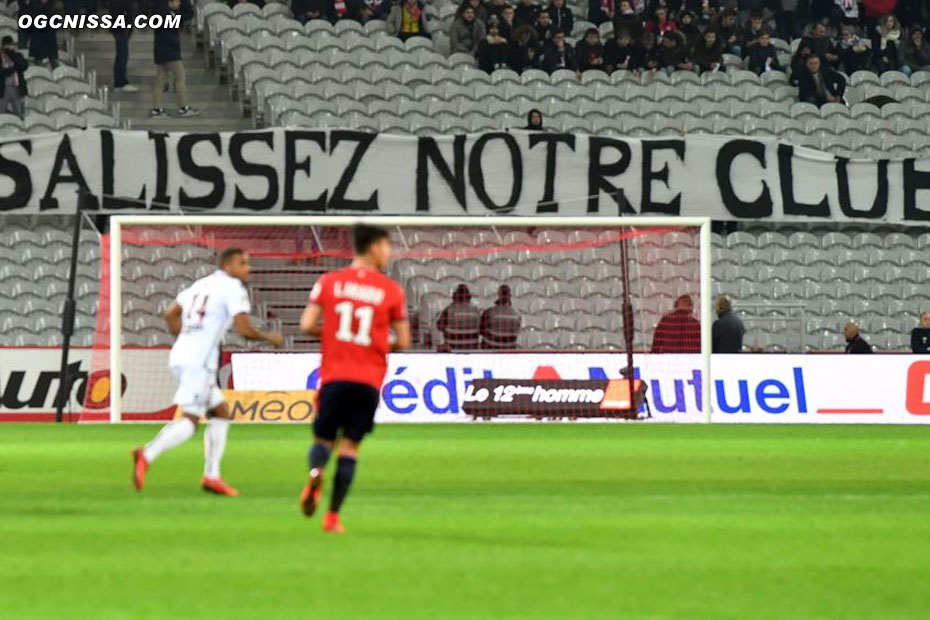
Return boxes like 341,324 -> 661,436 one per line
132,248 -> 283,496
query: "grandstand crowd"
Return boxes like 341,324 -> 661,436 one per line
264,0 -> 930,85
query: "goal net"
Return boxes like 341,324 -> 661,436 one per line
82,216 -> 711,423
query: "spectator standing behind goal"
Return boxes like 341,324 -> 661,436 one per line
436,284 -> 480,351
712,294 -> 745,353
652,295 -> 701,353
480,285 -> 521,349
911,312 -> 930,353
844,322 -> 873,354
151,0 -> 199,118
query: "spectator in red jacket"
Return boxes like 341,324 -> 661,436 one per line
652,295 -> 701,353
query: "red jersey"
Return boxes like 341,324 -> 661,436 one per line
309,265 -> 407,391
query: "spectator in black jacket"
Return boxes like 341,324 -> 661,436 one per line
740,11 -> 772,55
746,31 -> 780,74
151,0 -> 198,118
604,28 -> 642,74
714,8 -> 741,56
693,0 -> 717,29
509,24 -> 542,71
17,0 -> 30,51
28,0 -> 58,67
292,0 -> 335,24
478,18 -> 511,71
678,9 -> 700,46
789,42 -> 812,84
797,54 -> 845,106
486,0 -> 509,21
658,29 -> 693,73
800,21 -> 840,67
514,0 -> 539,26
588,0 -> 615,26
641,29 -> 661,73
613,0 -> 643,38
844,322 -> 873,354
911,312 -> 930,353
839,25 -> 872,74
533,8 -> 555,42
0,37 -> 28,118
712,294 -> 745,353
110,0 -> 137,92
499,4 -> 516,39
547,0 -> 573,38
576,27 -> 606,72
542,28 -> 577,72
692,27 -> 723,72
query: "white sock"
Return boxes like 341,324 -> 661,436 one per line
142,417 -> 196,463
203,417 -> 231,479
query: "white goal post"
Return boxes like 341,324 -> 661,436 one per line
107,215 -> 714,423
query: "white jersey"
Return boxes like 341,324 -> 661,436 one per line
168,270 -> 251,370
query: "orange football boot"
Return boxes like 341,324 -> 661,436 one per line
132,448 -> 149,491
201,477 -> 239,496
321,511 -> 345,534
300,468 -> 324,517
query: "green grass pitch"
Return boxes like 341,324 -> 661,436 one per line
2,423 -> 930,619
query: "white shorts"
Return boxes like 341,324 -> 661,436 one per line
171,365 -> 225,417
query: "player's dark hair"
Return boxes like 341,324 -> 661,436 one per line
352,224 -> 390,255
218,247 -> 245,266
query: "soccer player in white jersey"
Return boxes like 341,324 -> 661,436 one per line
132,248 -> 283,496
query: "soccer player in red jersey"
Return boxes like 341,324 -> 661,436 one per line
298,224 -> 411,533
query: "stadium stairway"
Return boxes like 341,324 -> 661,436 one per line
71,26 -> 249,132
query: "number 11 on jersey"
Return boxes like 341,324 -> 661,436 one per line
334,301 -> 374,346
